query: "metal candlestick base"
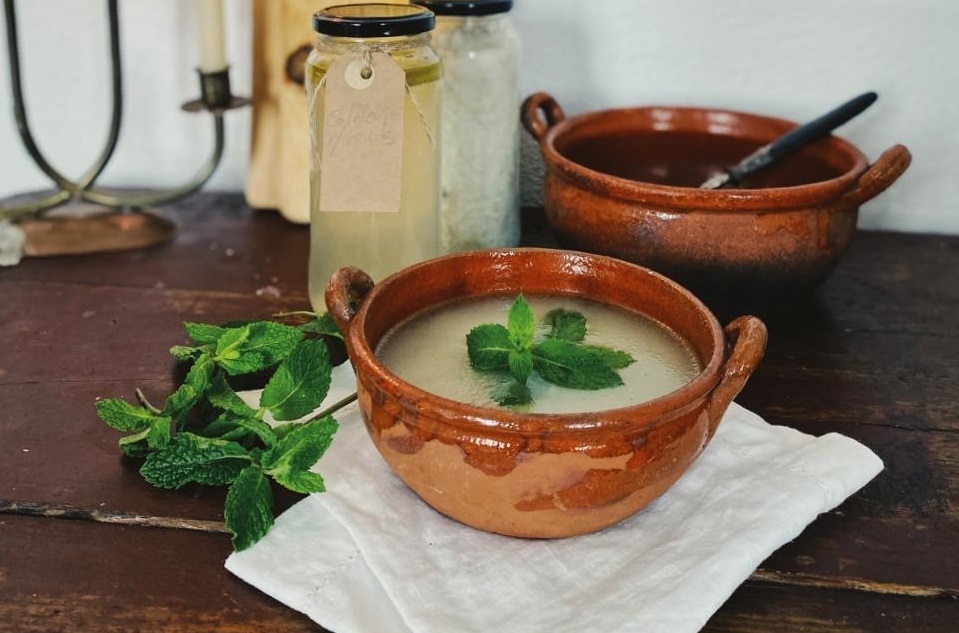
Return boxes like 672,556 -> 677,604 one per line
0,0 -> 249,233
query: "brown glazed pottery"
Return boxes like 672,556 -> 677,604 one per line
522,92 -> 912,302
326,249 -> 767,538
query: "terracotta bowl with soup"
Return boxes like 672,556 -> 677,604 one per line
522,93 -> 911,304
326,249 -> 767,538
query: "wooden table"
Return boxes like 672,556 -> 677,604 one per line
1,194 -> 957,631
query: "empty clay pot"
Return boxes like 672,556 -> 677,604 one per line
326,249 -> 767,538
522,92 -> 912,303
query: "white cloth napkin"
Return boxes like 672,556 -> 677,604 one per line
226,365 -> 883,633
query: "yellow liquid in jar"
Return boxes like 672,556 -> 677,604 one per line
307,50 -> 443,311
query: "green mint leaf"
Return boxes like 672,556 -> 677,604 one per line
207,374 -> 257,417
185,323 -> 229,345
495,381 -> 533,406
299,312 -> 343,340
202,413 -> 277,448
146,417 -> 173,449
162,353 -> 215,420
260,339 -> 332,421
214,325 -> 251,363
271,422 -> 302,441
95,398 -> 157,432
508,349 -> 533,384
532,339 -> 625,390
224,466 -> 275,552
244,321 -> 304,359
170,345 -> 204,361
582,344 -> 635,370
162,383 -> 197,421
214,322 -> 304,376
139,433 -> 251,489
118,428 -> 151,457
466,324 -> 513,372
507,295 -> 535,350
270,469 -> 326,494
263,416 -> 338,482
544,308 -> 588,343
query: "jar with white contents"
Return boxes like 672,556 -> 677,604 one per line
414,0 -> 521,252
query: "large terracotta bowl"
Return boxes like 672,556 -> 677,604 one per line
326,249 -> 767,538
522,93 -> 912,303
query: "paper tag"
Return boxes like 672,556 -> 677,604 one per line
319,52 -> 405,213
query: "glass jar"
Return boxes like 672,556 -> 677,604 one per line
413,0 -> 520,252
307,4 -> 442,312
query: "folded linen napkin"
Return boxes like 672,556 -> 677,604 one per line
227,365 -> 883,633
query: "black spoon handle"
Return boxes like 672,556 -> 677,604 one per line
703,91 -> 878,189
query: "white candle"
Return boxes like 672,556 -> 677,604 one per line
198,0 -> 227,73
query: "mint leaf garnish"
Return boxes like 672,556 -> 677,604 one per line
214,322 -> 303,375
140,433 -> 251,489
96,313 -> 350,552
507,294 -> 535,350
263,416 -> 338,472
170,345 -> 204,361
146,417 -> 173,449
260,339 -> 332,421
466,324 -> 512,372
95,398 -> 157,432
185,322 -> 229,345
119,429 -> 151,457
214,325 -> 250,362
163,353 -> 215,421
581,345 -> 635,370
207,373 -> 257,417
298,312 -> 343,340
225,466 -> 275,552
532,339 -> 625,390
271,469 -> 327,494
508,349 -> 534,385
465,296 -> 635,407
262,416 -> 338,492
495,381 -> 533,406
544,308 -> 587,343
202,414 -> 278,448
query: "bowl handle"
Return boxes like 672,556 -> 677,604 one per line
521,92 -> 566,144
843,144 -> 912,207
707,316 -> 768,434
324,267 -> 375,343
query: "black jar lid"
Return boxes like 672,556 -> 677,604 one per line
412,0 -> 513,17
314,4 -> 435,38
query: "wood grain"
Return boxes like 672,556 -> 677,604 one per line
0,515 -> 321,633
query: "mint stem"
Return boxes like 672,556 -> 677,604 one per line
135,388 -> 163,415
273,310 -> 319,319
307,392 -> 358,423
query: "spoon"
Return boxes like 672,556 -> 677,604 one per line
700,91 -> 878,190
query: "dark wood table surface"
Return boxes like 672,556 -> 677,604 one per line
1,193 -> 957,631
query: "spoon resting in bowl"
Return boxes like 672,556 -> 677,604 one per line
700,91 -> 878,190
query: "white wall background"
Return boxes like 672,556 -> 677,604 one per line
1,0 -> 956,234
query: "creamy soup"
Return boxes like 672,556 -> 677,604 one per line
375,295 -> 702,414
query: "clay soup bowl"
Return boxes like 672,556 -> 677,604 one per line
326,249 -> 767,538
522,92 -> 912,304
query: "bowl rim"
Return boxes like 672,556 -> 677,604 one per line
343,248 -> 728,438
540,105 -> 872,211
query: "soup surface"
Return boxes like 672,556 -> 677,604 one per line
375,294 -> 702,414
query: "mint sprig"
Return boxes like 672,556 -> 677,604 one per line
466,295 -> 635,406
95,312 -> 349,552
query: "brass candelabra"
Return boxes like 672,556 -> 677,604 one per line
0,0 -> 249,223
